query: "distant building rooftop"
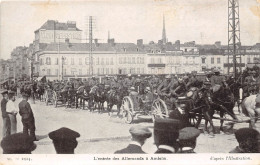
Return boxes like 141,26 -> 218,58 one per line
34,20 -> 82,33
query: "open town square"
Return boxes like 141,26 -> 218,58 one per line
0,0 -> 260,159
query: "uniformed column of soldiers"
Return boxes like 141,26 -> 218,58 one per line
1,69 -> 260,154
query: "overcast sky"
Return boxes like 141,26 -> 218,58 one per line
1,0 -> 259,59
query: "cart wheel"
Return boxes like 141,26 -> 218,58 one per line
122,110 -> 133,124
122,96 -> 134,124
151,98 -> 168,122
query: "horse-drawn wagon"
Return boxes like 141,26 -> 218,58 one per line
121,92 -> 168,124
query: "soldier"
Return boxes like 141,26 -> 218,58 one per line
150,75 -> 160,93
129,87 -> 139,109
103,75 -> 112,91
1,90 -> 10,138
203,71 -> 213,83
123,74 -> 135,88
186,71 -> 199,89
48,127 -> 80,154
210,68 -> 225,87
229,128 -> 260,153
157,75 -> 172,97
111,76 -> 121,89
18,93 -> 37,141
6,91 -> 18,134
114,125 -> 152,154
1,133 -> 37,154
177,127 -> 201,153
89,76 -> 97,87
134,75 -> 142,93
139,86 -> 153,112
157,75 -> 175,109
73,79 -> 81,90
154,118 -> 180,153
166,77 -> 187,114
244,70 -> 257,96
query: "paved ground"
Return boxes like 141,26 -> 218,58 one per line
0,94 -> 259,154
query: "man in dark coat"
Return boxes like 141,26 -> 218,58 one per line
154,118 -> 180,153
114,125 -> 152,154
1,90 -> 10,138
48,127 -> 80,154
18,93 -> 37,141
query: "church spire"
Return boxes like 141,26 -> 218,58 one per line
162,14 -> 167,44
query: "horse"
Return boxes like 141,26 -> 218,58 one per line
241,94 -> 260,129
91,84 -> 107,113
36,84 -> 45,101
226,77 -> 243,113
168,81 -> 214,133
75,85 -> 91,109
88,85 -> 99,112
204,82 -> 237,133
106,86 -> 128,116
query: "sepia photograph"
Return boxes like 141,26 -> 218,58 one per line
0,0 -> 260,164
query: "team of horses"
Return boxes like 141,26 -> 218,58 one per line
19,78 -> 259,135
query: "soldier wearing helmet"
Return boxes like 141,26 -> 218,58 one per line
210,68 -> 225,87
89,76 -> 97,87
123,74 -> 136,89
186,71 -> 199,89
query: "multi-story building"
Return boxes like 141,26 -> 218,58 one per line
33,20 -> 82,78
245,43 -> 260,68
38,39 -> 147,80
0,59 -> 14,85
10,46 -> 30,81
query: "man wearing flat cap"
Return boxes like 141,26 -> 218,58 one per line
177,127 -> 200,153
114,125 -> 152,154
154,118 -> 180,153
49,127 -> 80,154
1,133 -> 37,154
229,128 -> 260,153
18,93 -> 37,141
1,90 -> 11,138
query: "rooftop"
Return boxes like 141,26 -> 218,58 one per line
34,20 -> 82,33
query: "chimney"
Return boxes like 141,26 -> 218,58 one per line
215,41 -> 221,48
175,40 -> 180,50
108,38 -> 115,46
137,39 -> 143,47
65,38 -> 70,44
94,39 -> 99,47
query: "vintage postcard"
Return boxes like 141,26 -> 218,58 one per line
0,0 -> 259,164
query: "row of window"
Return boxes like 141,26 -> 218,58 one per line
44,68 -> 118,76
118,57 -> 145,64
202,57 -> 221,64
119,68 -> 145,74
40,57 -> 118,66
40,57 -> 91,66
